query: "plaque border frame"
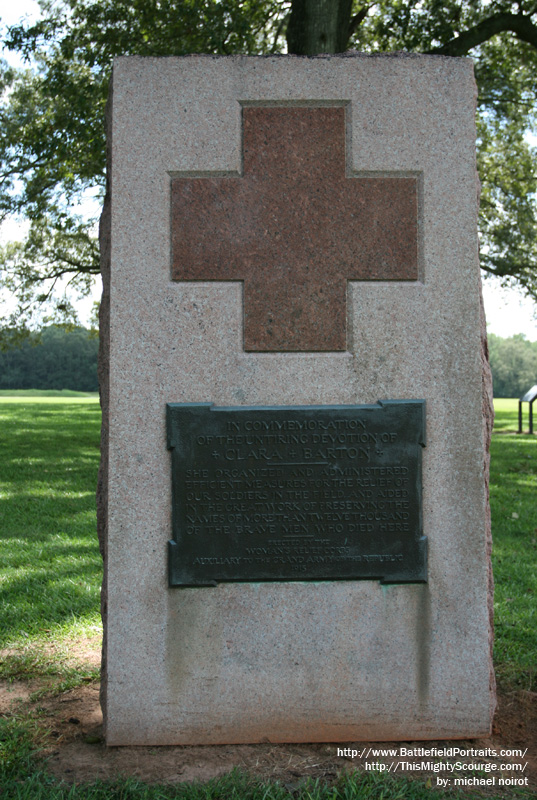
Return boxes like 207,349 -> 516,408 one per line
167,400 -> 427,586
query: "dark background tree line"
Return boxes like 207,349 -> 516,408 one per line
0,326 -> 533,397
0,0 -> 536,346
0,326 -> 98,391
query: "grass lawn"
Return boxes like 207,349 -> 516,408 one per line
0,394 -> 102,647
0,390 -> 99,400
489,399 -> 536,689
0,394 -> 535,798
494,398 -> 524,434
0,394 -> 102,698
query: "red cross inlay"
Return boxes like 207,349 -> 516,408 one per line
171,106 -> 418,351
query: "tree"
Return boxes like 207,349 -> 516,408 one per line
1,0 -> 536,342
0,324 -> 99,390
488,333 -> 537,397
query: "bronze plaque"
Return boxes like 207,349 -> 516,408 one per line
167,401 -> 426,585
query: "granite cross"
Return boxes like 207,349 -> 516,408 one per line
171,106 -> 418,352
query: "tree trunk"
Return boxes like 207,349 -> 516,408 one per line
286,0 -> 353,55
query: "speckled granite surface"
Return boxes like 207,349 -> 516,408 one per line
98,54 -> 494,745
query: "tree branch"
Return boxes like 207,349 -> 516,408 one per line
36,253 -> 100,274
481,259 -> 536,282
427,12 -> 537,56
348,6 -> 369,39
271,12 -> 289,53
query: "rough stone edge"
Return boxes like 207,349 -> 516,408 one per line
96,74 -> 113,737
471,62 -> 496,727
480,279 -> 496,724
477,213 -> 496,726
114,50 -> 471,64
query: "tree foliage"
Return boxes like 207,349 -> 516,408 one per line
489,332 -> 537,397
0,0 -> 536,340
0,324 -> 98,390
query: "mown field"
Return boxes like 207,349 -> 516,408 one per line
0,393 -> 535,798
490,400 -> 536,688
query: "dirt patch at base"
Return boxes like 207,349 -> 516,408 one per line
1,641 -> 535,795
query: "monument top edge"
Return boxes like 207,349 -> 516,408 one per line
112,51 -> 474,66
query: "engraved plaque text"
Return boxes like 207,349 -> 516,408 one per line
167,401 -> 426,585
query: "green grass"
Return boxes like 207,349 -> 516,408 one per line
493,397 -> 522,433
0,393 -> 535,799
1,734 -> 533,800
0,728 -> 472,800
1,644 -> 100,700
489,402 -> 537,689
0,389 -> 99,401
0,397 -> 102,650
